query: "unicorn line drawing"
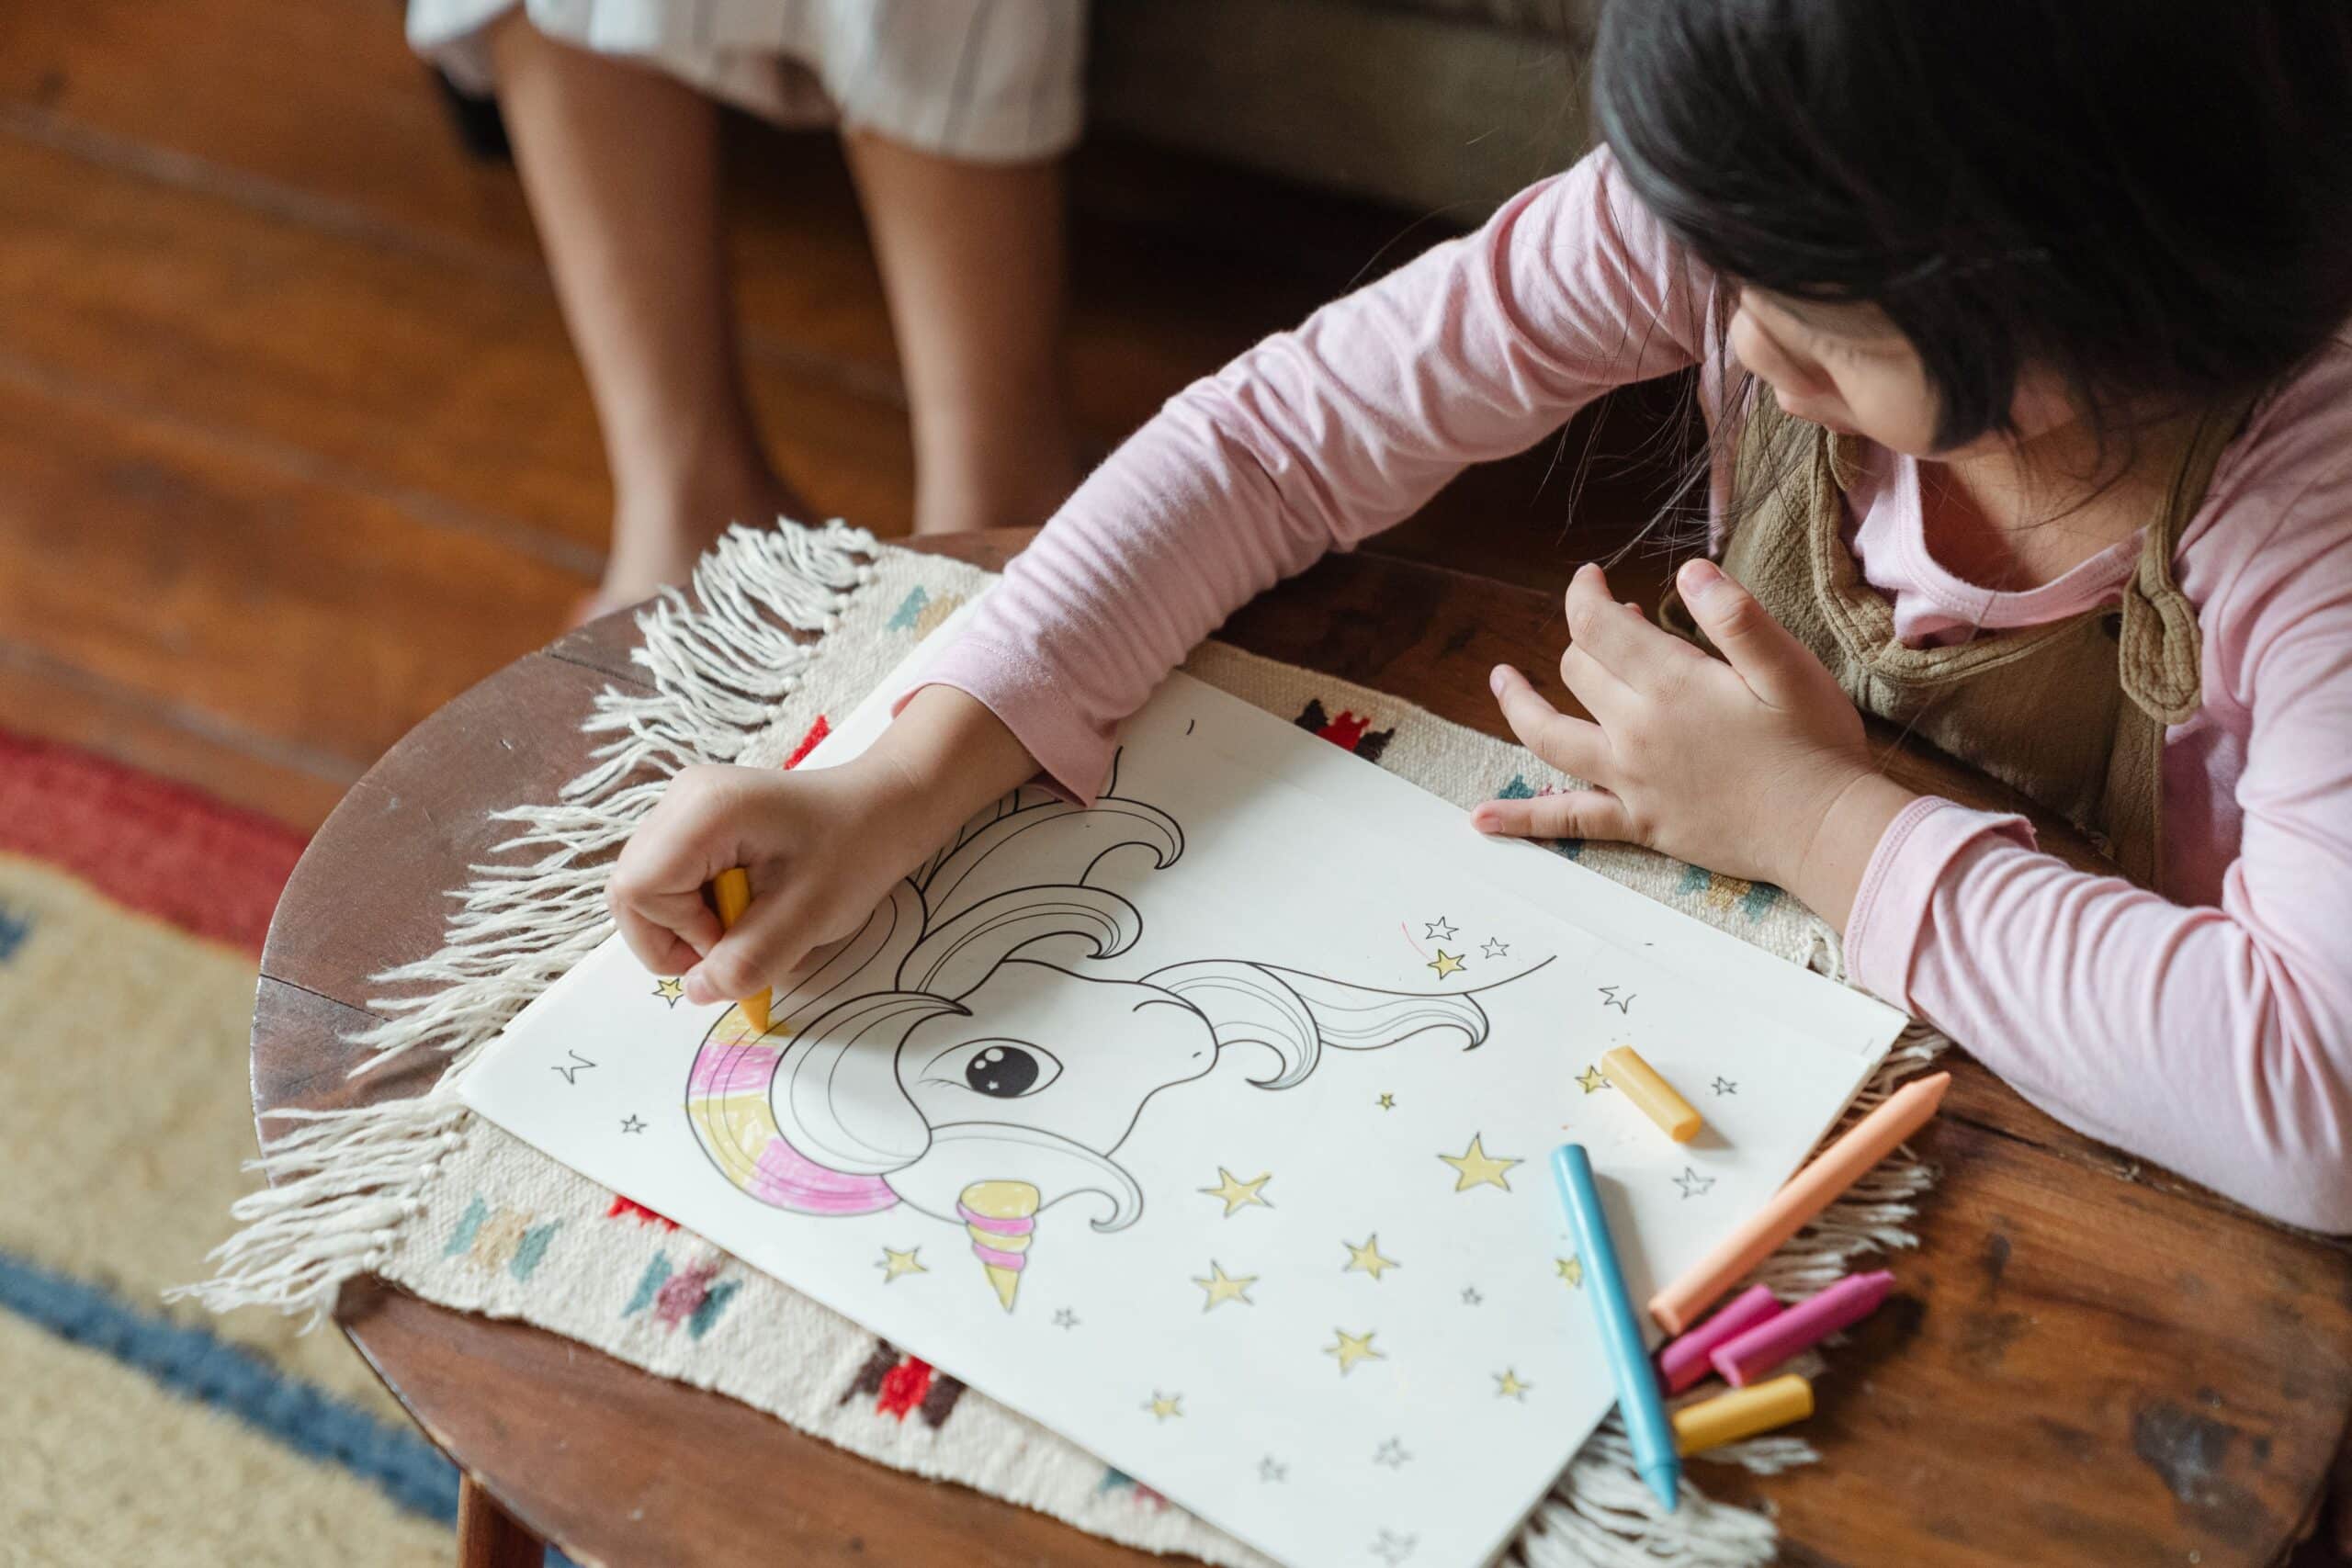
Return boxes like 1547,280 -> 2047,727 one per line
684,760 -> 1549,1312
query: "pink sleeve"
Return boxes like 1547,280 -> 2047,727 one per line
1847,497 -> 2352,1232
905,146 -> 1712,799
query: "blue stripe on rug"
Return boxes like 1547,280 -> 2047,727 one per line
0,1248 -> 458,1517
1,1249 -> 587,1565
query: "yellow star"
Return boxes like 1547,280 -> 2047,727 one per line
1342,1235 -> 1399,1280
1495,1369 -> 1532,1400
652,976 -> 685,1005
1193,1260 -> 1257,1311
1556,1256 -> 1583,1288
877,1247 -> 926,1281
1439,1134 -> 1521,1192
1376,1092 -> 1396,1110
1325,1328 -> 1385,1376
1145,1391 -> 1184,1421
1577,1065 -> 1609,1094
1200,1168 -> 1273,1217
1427,948 -> 1465,979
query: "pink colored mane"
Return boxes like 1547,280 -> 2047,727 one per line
748,1134 -> 898,1216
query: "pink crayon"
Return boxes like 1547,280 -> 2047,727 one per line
1658,1284 -> 1782,1395
1712,1270 -> 1895,1387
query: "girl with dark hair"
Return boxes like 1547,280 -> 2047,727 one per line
611,1 -> 2352,1230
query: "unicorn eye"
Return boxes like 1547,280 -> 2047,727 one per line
923,1039 -> 1062,1099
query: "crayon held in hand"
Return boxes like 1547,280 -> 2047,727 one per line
1601,1045 -> 1703,1142
1649,1071 -> 1951,1335
1672,1373 -> 1814,1455
710,865 -> 772,1033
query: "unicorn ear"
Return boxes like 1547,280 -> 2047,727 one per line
1145,961 -> 1490,1090
1141,960 -> 1321,1089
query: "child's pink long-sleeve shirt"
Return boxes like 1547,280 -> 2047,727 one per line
913,148 -> 2352,1230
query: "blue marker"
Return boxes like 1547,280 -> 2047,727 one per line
1551,1144 -> 1680,1511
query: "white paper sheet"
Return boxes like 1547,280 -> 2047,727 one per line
459,625 -> 1902,1568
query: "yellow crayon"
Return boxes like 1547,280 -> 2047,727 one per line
1601,1045 -> 1703,1143
1671,1373 -> 1814,1455
709,866 -> 771,1033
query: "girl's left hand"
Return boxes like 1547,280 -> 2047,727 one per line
1470,558 -> 1912,916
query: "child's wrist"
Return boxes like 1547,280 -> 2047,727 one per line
1781,771 -> 1916,931
857,685 -> 1042,844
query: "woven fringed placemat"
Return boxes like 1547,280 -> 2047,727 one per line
187,525 -> 1944,1568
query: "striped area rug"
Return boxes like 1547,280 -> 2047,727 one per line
0,733 -> 472,1565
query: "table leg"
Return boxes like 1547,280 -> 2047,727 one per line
458,1473 -> 545,1568
2330,1421 -> 2351,1558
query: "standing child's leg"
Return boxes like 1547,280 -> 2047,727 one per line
844,132 -> 1080,536
489,17 -> 805,615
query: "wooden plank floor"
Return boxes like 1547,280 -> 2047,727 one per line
0,1 -> 1689,834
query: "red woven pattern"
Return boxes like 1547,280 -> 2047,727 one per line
0,730 -> 307,955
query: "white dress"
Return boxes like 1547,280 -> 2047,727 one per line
410,0 -> 1088,163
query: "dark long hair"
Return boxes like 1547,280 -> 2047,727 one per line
1592,0 -> 2352,455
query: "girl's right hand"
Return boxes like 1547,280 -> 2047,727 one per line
607,758 -> 922,1006
605,685 -> 1044,1007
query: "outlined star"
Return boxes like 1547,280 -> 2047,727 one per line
1557,1256 -> 1584,1288
1481,938 -> 1510,958
1144,1391 -> 1183,1421
1325,1328 -> 1385,1375
1200,1168 -> 1273,1217
1193,1260 -> 1258,1311
1598,985 -> 1635,1013
1673,1167 -> 1716,1200
1494,1369 -> 1533,1401
877,1247 -> 927,1281
1424,917 -> 1457,942
651,976 -> 685,1006
1461,1286 -> 1484,1305
1439,1134 -> 1521,1192
1259,1456 -> 1288,1483
551,1051 -> 594,1084
1373,1437 -> 1412,1468
1712,1077 -> 1737,1097
1376,1092 -> 1396,1111
1342,1235 -> 1399,1280
1427,948 -> 1465,979
1372,1528 -> 1418,1564
619,1114 -> 646,1134
1053,1307 -> 1080,1328
1576,1065 -> 1610,1094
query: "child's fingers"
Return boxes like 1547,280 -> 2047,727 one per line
1560,644 -> 1634,722
613,888 -> 725,977
1678,560 -> 1809,702
1490,664 -> 1610,779
683,885 -> 818,1006
1566,564 -> 1704,689
1469,787 -> 1634,843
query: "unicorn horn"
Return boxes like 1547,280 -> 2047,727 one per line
957,1180 -> 1039,1312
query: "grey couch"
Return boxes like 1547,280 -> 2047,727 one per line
1091,0 -> 1594,217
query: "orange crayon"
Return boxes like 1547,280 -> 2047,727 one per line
1648,1072 -> 1951,1335
710,866 -> 771,1033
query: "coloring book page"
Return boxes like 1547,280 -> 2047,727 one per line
459,623 -> 1903,1568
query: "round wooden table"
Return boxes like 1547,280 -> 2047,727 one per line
253,532 -> 2352,1567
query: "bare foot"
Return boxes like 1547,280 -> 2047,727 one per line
589,467 -> 811,619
